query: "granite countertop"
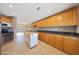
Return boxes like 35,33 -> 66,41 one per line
28,30 -> 79,38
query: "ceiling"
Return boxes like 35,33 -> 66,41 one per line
0,3 -> 78,25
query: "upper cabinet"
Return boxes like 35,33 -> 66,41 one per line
0,16 -> 15,28
32,6 -> 79,27
55,13 -> 64,26
45,15 -> 59,26
0,16 -> 12,23
63,7 -> 77,26
77,6 -> 79,25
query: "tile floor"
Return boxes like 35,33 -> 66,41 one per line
1,32 -> 67,55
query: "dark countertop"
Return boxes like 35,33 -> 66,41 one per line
28,30 -> 79,38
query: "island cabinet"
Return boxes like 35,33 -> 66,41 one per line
64,37 -> 79,55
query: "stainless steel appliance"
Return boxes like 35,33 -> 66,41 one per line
0,22 -> 3,54
1,22 -> 14,45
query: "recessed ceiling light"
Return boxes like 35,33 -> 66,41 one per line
9,4 -> 13,8
48,10 -> 51,12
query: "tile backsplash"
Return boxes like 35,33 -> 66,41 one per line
33,26 -> 77,33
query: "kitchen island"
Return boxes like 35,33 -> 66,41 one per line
24,32 -> 38,48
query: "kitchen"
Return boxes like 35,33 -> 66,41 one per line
0,3 -> 79,55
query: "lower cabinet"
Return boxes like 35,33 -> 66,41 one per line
64,37 -> 79,55
39,32 -> 49,44
54,35 -> 64,50
44,33 -> 50,44
39,32 -> 79,55
49,34 -> 55,46
39,32 -> 44,41
39,32 -> 55,46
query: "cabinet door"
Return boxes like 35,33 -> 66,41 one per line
54,35 -> 64,50
39,32 -> 48,43
39,32 -> 44,41
43,33 -> 49,44
46,16 -> 57,26
56,13 -> 64,26
39,32 -> 52,45
1,17 -> 11,23
64,37 -> 79,55
63,8 -> 77,26
36,20 -> 45,27
49,34 -> 55,46
77,6 -> 79,25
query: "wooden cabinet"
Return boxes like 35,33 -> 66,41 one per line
48,34 -> 55,46
39,32 -> 49,44
45,16 -> 58,27
39,32 -> 44,41
39,32 -> 79,55
64,37 -> 79,55
33,20 -> 45,27
63,8 -> 77,26
0,16 -> 12,23
39,32 -> 55,46
32,7 -> 78,27
54,35 -> 64,50
77,6 -> 79,25
56,13 -> 64,26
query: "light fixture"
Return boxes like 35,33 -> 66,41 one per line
9,4 -> 13,8
48,10 -> 51,12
